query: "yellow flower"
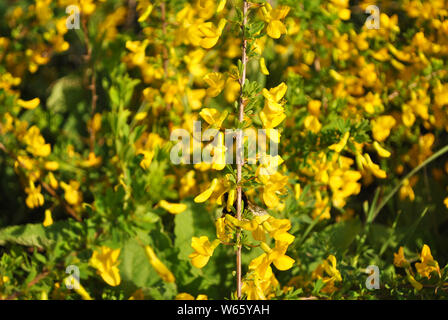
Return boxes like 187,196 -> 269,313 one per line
44,161 -> 59,171
329,132 -> 350,153
260,4 -> 290,39
144,245 -> 175,283
329,0 -> 351,20
259,82 -> 287,129
199,108 -> 228,127
195,19 -> 227,49
43,209 -> 53,227
399,178 -> 416,201
312,255 -> 342,294
258,172 -> 288,209
175,293 -> 195,300
204,72 -> 225,97
304,115 -> 322,133
23,126 -> 51,157
25,181 -> 44,209
188,236 -> 220,268
60,180 -> 81,205
307,100 -> 321,117
187,89 -> 206,110
371,115 -> 396,142
260,241 -> 295,271
393,247 -> 409,268
362,153 -> 387,179
18,97 -> 40,110
373,141 -> 391,158
415,244 -> 440,279
89,246 -> 121,287
138,149 -> 155,170
175,293 -> 208,300
82,152 -> 102,167
159,200 -> 187,215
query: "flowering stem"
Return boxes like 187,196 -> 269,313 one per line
236,0 -> 248,300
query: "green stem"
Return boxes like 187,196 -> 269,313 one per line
371,144 -> 448,222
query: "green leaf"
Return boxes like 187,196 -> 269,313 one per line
174,200 -> 215,261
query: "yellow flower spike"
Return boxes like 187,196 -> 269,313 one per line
329,132 -> 350,153
159,200 -> 187,215
259,57 -> 269,75
43,209 -> 53,227
188,236 -> 220,268
204,72 -> 225,97
194,178 -> 219,203
144,245 -> 176,283
89,246 -> 121,287
18,97 -> 40,110
373,141 -> 391,158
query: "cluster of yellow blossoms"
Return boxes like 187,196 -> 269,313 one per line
394,245 -> 441,290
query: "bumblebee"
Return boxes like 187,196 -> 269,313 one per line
221,191 -> 268,218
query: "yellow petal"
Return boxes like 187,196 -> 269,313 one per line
43,209 -> 53,227
273,254 -> 295,271
18,98 -> 40,110
267,20 -> 287,39
260,57 -> 270,75
194,178 -> 218,203
159,200 -> 187,214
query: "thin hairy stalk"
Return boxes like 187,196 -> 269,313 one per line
236,0 -> 248,300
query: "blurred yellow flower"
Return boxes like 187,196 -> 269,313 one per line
89,246 -> 121,287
